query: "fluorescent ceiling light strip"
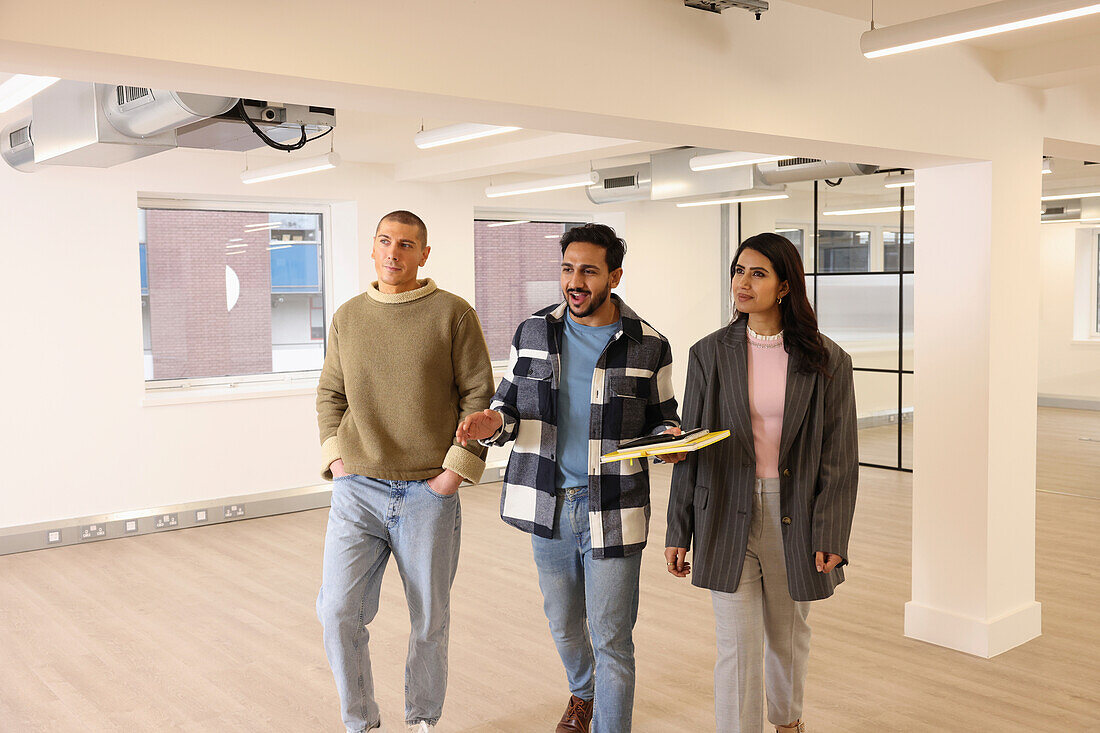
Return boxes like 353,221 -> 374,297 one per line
544,234 -> 559,239
0,74 -> 60,113
486,220 -> 530,228
226,250 -> 246,256
823,205 -> 915,216
485,171 -> 599,198
1042,217 -> 1100,224
228,238 -> 244,242
884,172 -> 915,189
688,152 -> 791,172
676,194 -> 789,208
244,222 -> 283,231
267,244 -> 293,250
414,123 -> 521,149
241,152 -> 340,184
862,1 -> 1100,58
1041,191 -> 1100,201
226,243 -> 249,249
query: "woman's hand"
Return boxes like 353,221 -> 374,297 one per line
456,409 -> 504,446
815,551 -> 844,573
664,547 -> 691,578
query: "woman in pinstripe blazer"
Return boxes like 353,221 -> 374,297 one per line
665,233 -> 858,733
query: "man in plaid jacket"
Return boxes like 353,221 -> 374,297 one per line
457,224 -> 681,733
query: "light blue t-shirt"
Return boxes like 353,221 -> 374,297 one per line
556,315 -> 621,490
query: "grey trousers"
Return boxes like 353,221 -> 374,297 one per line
711,478 -> 811,733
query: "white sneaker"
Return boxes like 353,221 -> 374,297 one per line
406,723 -> 434,732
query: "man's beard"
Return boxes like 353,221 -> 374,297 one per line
566,285 -> 610,318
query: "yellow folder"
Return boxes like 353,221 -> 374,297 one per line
600,429 -> 731,464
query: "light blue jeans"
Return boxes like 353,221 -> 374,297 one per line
316,474 -> 461,732
531,487 -> 643,733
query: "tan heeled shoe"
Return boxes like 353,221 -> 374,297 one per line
776,722 -> 805,733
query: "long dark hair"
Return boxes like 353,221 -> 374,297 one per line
732,233 -> 830,377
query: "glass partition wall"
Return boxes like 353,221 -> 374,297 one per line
736,172 -> 914,472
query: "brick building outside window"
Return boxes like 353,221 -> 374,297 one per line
139,206 -> 326,382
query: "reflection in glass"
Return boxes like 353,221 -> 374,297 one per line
817,230 -> 870,272
902,372 -> 914,470
854,370 -> 901,467
816,275 -> 900,371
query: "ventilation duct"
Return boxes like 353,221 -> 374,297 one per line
102,86 -> 238,138
1041,200 -> 1083,222
30,81 -> 177,168
1,117 -> 36,172
586,163 -> 652,204
650,148 -> 756,201
757,159 -> 879,184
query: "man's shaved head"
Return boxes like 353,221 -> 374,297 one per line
376,210 -> 427,246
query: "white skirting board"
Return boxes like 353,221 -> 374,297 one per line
0,464 -> 509,557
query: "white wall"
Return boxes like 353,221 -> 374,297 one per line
0,147 -> 725,529
1039,222 -> 1100,400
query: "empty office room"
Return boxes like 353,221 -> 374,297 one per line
0,2 -> 1097,732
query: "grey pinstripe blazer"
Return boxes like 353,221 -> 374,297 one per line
665,318 -> 859,601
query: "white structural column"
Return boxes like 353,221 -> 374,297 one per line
908,159 -> 1043,657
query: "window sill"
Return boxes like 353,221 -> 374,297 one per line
1070,338 -> 1100,346
142,379 -> 318,407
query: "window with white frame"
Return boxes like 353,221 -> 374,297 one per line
138,203 -> 328,384
474,217 -> 586,363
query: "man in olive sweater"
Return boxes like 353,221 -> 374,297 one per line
315,210 -> 494,733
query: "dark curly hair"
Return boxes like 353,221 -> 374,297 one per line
560,223 -> 627,270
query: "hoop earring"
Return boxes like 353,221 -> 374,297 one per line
777,296 -> 783,304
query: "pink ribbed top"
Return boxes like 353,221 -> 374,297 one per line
746,326 -> 788,479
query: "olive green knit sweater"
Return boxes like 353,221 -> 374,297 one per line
316,278 -> 494,482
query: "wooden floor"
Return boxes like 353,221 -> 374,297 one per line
1,409 -> 1097,732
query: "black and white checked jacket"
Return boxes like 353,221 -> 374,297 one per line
482,296 -> 681,558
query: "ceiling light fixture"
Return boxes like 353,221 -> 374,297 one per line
0,74 -> 60,113
485,171 -> 600,198
485,220 -> 531,228
1041,190 -> 1100,201
244,222 -> 283,231
414,123 -> 521,149
241,152 -> 340,184
688,151 -> 791,172
861,0 -> 1100,58
1041,217 -> 1100,224
884,172 -> 915,188
675,193 -> 789,208
823,204 -> 915,216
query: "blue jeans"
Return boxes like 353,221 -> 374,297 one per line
532,487 -> 643,733
316,474 -> 461,732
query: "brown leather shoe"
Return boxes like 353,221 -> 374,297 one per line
556,694 -> 593,733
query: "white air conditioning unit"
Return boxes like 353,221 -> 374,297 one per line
757,158 -> 879,184
1,117 -> 36,172
101,86 -> 239,138
586,163 -> 652,204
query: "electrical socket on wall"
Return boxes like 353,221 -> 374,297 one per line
80,524 -> 106,540
154,513 -> 178,529
223,505 -> 245,519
